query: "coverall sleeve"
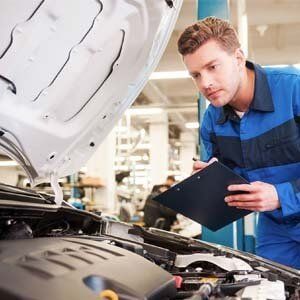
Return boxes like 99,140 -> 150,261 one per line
274,181 -> 300,218
274,75 -> 300,218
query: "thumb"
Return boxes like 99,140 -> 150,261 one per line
208,157 -> 218,164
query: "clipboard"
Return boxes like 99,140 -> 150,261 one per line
153,161 -> 251,231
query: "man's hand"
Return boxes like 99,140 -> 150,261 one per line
192,157 -> 218,174
225,181 -> 280,212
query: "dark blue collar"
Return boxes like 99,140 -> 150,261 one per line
217,61 -> 274,125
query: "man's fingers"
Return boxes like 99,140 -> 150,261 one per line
228,184 -> 255,192
192,157 -> 219,174
193,157 -> 218,170
227,198 -> 265,211
208,157 -> 218,164
226,181 -> 279,212
225,193 -> 257,202
227,200 -> 259,207
193,160 -> 209,170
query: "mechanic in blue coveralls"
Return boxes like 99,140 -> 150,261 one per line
177,16 -> 300,269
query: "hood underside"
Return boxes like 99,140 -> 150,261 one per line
0,0 -> 182,185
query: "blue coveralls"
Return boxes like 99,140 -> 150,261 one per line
201,61 -> 300,269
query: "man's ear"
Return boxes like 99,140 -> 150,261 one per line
235,48 -> 246,68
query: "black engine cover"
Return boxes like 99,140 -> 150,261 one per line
0,237 -> 176,300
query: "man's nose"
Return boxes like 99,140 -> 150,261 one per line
197,75 -> 213,91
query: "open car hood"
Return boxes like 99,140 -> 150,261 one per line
0,0 -> 182,187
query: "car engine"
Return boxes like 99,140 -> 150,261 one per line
0,188 -> 299,300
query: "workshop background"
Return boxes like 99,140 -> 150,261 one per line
0,0 -> 299,253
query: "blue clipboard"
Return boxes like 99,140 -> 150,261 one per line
153,161 -> 251,231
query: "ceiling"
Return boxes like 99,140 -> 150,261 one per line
130,0 -> 300,137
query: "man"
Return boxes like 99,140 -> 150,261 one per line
165,175 -> 176,187
177,16 -> 300,269
144,184 -> 177,230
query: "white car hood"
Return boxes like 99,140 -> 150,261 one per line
0,0 -> 182,187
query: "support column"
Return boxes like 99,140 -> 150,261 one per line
149,112 -> 168,186
179,131 -> 196,179
85,129 -> 116,213
197,0 -> 229,20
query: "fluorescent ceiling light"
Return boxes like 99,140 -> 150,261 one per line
185,122 -> 199,129
126,107 -> 163,116
150,71 -> 191,80
263,64 -> 300,69
150,66 -> 300,80
263,64 -> 288,68
0,160 -> 18,167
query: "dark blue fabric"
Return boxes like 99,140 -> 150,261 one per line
201,61 -> 300,268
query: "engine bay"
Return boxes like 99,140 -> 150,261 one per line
0,198 -> 299,300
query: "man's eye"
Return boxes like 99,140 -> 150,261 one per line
210,64 -> 219,70
192,74 -> 200,79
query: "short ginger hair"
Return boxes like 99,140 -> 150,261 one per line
177,16 -> 240,56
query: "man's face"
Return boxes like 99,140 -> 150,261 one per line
183,39 -> 244,107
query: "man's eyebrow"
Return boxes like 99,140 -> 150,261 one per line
189,71 -> 199,76
189,59 -> 219,76
202,59 -> 218,69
